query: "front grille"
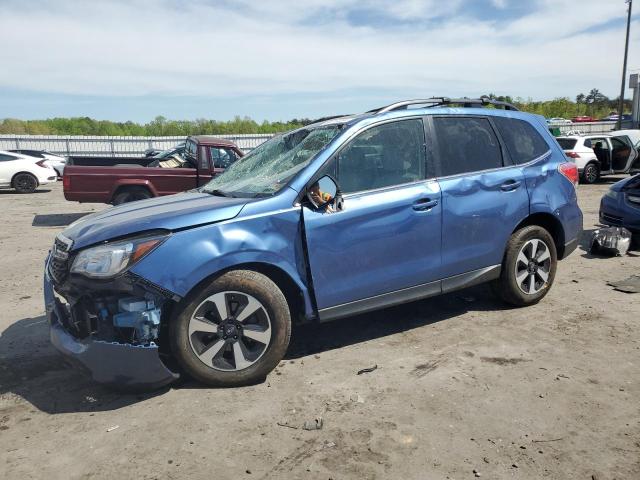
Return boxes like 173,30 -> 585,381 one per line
48,235 -> 73,284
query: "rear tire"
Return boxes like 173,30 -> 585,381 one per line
492,226 -> 557,307
170,270 -> 291,387
112,186 -> 152,205
580,162 -> 600,184
12,173 -> 38,193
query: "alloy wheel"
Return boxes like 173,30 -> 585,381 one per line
188,291 -> 272,371
585,164 -> 598,183
514,238 -> 552,295
15,175 -> 36,192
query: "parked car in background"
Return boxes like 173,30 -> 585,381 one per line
601,113 -> 632,122
556,134 -> 639,184
546,117 -> 572,125
0,150 -> 58,193
9,149 -> 67,177
600,174 -> 640,236
571,116 -> 596,123
63,136 -> 242,204
44,97 -> 582,390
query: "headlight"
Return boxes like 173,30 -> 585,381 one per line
71,233 -> 168,278
604,190 -> 619,200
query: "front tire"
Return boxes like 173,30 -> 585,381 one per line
170,270 -> 291,387
13,173 -> 38,193
492,226 -> 557,306
580,162 -> 600,184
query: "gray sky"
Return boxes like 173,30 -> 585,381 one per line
0,0 -> 637,121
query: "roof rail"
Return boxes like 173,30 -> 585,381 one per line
372,97 -> 519,114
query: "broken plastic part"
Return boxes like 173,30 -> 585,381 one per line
590,227 -> 632,257
113,297 -> 161,344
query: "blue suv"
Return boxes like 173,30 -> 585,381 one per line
44,98 -> 583,389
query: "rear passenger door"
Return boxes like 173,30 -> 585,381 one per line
430,115 -> 531,279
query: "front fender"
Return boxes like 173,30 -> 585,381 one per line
129,207 -> 315,318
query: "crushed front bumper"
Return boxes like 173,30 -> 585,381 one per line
44,259 -> 179,391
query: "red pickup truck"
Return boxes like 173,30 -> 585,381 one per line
63,136 -> 243,204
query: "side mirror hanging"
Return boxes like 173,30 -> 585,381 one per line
306,175 -> 343,213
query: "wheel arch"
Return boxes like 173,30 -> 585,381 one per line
179,262 -> 311,325
512,212 -> 567,259
109,180 -> 156,203
11,171 -> 39,187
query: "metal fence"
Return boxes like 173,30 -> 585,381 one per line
0,134 -> 275,157
0,121 -> 627,157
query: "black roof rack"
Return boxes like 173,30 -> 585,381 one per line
370,97 -> 519,114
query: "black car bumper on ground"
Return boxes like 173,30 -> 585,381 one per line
44,258 -> 179,390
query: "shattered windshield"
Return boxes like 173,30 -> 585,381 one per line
202,125 -> 342,197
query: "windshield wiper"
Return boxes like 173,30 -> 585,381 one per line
206,189 -> 234,198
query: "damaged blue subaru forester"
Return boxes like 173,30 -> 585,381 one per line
44,98 -> 583,390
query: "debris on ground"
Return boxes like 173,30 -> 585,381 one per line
302,417 -> 323,431
349,393 -> 365,403
106,425 -> 119,432
590,227 -> 632,256
276,421 -> 298,430
357,364 -> 378,375
608,274 -> 640,294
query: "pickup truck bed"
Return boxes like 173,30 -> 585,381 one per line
63,136 -> 242,204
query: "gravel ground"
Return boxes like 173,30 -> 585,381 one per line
0,180 -> 638,480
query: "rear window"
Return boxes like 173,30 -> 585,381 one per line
493,117 -> 551,163
556,138 -> 577,150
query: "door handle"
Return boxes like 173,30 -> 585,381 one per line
500,180 -> 521,191
412,198 -> 439,211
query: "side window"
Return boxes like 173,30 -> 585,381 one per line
592,138 -> 609,151
493,117 -> 550,164
210,147 -> 238,169
433,117 -> 502,176
0,154 -> 18,162
336,119 -> 425,194
583,139 -> 592,148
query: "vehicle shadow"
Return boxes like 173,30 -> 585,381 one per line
0,316 -> 164,414
0,189 -> 52,195
286,284 -> 510,359
4,286 -> 514,402
32,213 -> 90,227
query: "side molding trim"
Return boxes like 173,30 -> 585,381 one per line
317,265 -> 501,322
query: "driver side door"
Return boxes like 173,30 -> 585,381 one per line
302,118 -> 443,320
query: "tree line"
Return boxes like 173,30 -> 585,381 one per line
0,89 -> 632,136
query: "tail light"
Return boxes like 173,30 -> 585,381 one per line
558,162 -> 579,187
63,174 -> 70,191
565,151 -> 580,158
36,160 -> 47,168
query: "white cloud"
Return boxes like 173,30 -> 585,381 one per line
0,0 -> 636,105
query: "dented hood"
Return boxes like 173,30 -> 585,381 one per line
62,191 -> 250,250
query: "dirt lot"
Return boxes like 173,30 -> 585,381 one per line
0,180 -> 638,480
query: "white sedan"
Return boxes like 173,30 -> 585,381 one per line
0,150 -> 58,193
9,149 -> 67,177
